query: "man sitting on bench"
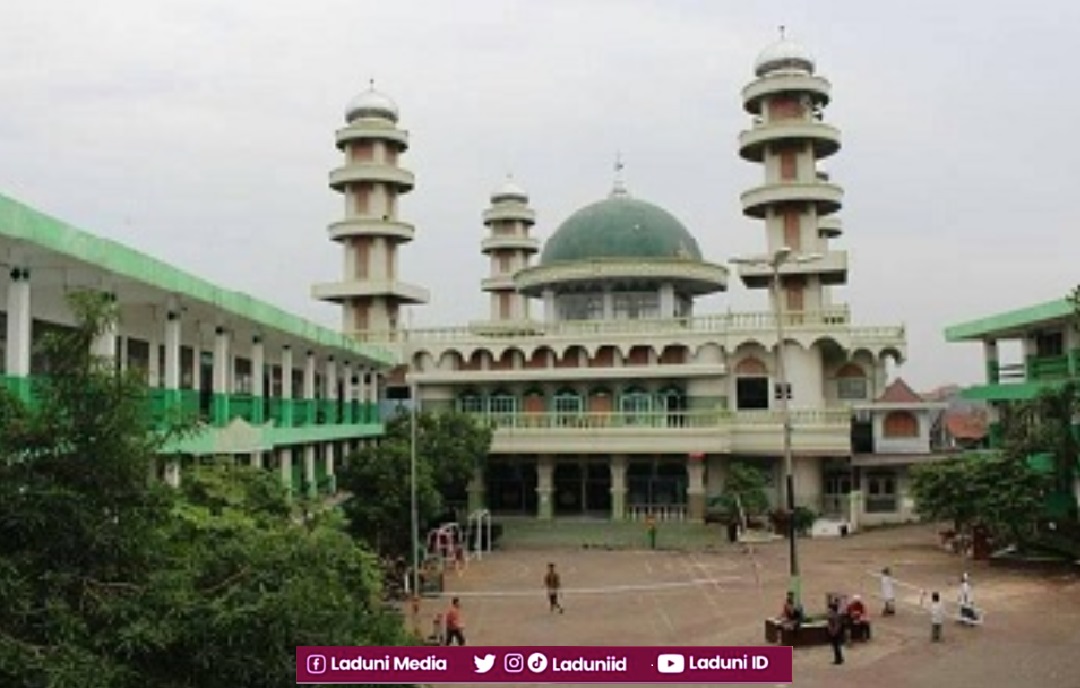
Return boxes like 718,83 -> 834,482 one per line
845,594 -> 871,641
779,592 -> 804,630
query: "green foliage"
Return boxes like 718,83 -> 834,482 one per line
0,291 -> 414,688
718,463 -> 770,517
910,454 -> 1053,542
338,410 -> 492,557
1001,382 -> 1080,500
792,506 -> 817,535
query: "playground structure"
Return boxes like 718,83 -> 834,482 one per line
416,510 -> 495,644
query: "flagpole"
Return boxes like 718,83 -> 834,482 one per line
409,309 -> 420,597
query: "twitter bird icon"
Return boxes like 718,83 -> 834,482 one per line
474,654 -> 496,674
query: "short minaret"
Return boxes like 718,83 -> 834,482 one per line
737,29 -> 848,313
481,176 -> 538,323
312,81 -> 429,338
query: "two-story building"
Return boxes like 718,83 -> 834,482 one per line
0,192 -> 393,497
945,296 -> 1078,446
315,35 -> 913,524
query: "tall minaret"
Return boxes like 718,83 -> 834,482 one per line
481,176 -> 538,323
313,81 -> 429,338
737,29 -> 847,312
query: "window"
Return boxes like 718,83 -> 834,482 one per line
736,377 -> 770,410
553,391 -> 583,425
1035,331 -> 1064,357
559,294 -> 603,321
613,292 -> 659,320
866,471 -> 898,513
619,390 -> 653,425
488,393 -> 518,416
837,377 -> 868,400
457,394 -> 484,414
883,411 -> 918,438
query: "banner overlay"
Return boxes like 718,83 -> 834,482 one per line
297,645 -> 793,684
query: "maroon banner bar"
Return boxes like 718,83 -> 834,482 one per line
296,645 -> 792,684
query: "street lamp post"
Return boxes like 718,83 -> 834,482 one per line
730,246 -> 821,605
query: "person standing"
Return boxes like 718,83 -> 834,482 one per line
880,567 -> 897,616
929,592 -> 944,642
544,563 -> 565,613
958,573 -> 977,624
826,599 -> 845,665
444,597 -> 466,646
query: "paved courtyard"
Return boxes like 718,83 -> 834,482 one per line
417,524 -> 1080,687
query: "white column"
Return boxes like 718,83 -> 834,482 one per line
5,267 -> 31,378
147,336 -> 161,387
355,367 -> 367,404
281,346 -> 294,399
279,447 -> 293,490
304,444 -> 317,497
325,442 -> 336,493
251,336 -> 265,397
164,459 -> 182,488
659,283 -> 676,318
250,452 -> 262,468
118,336 -> 129,373
369,371 -> 380,407
304,351 -> 317,399
164,308 -> 181,390
213,326 -> 230,395
602,286 -> 614,319
325,356 -> 338,410
342,361 -> 354,419
543,288 -> 556,323
91,294 -> 118,360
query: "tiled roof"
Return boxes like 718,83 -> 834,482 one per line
877,378 -> 924,403
944,411 -> 988,440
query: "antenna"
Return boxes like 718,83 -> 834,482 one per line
612,152 -> 628,196
779,25 -> 786,39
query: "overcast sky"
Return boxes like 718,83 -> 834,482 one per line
1,0 -> 1076,390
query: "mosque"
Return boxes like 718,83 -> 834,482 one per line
313,33 -> 932,526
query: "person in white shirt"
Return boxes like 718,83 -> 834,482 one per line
958,573 -> 977,624
880,567 -> 896,616
929,591 -> 944,642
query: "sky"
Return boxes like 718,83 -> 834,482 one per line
1,0 -> 1077,391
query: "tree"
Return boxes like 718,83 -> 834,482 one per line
1001,382 -> 1080,504
0,291 -> 414,688
910,454 -> 1052,543
338,410 -> 492,557
718,463 -> 770,518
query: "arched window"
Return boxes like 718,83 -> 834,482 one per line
735,356 -> 770,410
836,363 -> 868,400
457,390 -> 485,414
883,411 -> 919,438
619,387 -> 653,425
553,388 -> 583,425
488,390 -> 518,416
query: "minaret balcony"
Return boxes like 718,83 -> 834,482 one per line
311,279 -> 429,305
481,236 -> 540,254
329,163 -> 415,192
483,205 -> 537,225
818,216 -> 843,238
481,275 -> 517,291
738,121 -> 841,162
738,250 -> 848,288
334,126 -> 410,151
742,74 -> 832,114
740,181 -> 843,219
329,218 -> 415,243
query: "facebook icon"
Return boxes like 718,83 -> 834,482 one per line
307,655 -> 327,674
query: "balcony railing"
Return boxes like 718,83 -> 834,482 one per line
348,307 -> 880,344
997,352 -> 1075,384
471,408 -> 851,431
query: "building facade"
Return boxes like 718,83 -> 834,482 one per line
0,193 -> 392,498
324,35 -> 917,524
945,296 -> 1080,446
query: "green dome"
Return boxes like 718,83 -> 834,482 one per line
540,195 -> 703,265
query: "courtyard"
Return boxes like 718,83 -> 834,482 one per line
419,524 -> 1080,687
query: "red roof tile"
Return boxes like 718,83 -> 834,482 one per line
944,411 -> 988,440
877,378 -> 924,403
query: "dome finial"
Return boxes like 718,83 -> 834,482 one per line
369,78 -> 375,90
779,25 -> 786,39
611,152 -> 628,197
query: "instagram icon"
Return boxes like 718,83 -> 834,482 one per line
306,654 -> 327,674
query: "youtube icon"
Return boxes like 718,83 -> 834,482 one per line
657,654 -> 685,674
